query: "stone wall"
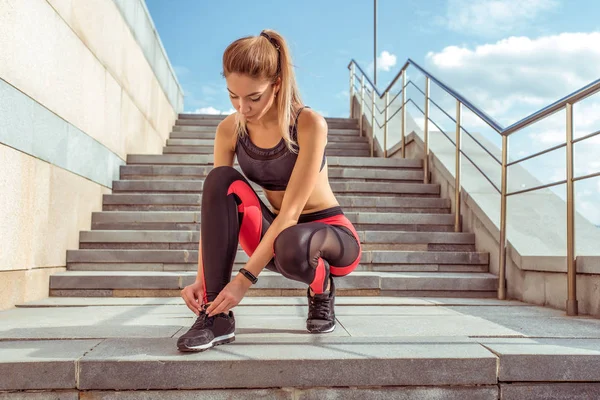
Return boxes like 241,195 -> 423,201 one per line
0,0 -> 183,310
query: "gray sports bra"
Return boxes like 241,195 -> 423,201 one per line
234,106 -> 327,191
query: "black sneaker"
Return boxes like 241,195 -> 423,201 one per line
177,304 -> 235,352
307,276 -> 336,333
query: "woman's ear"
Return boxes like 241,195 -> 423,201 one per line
274,76 -> 282,95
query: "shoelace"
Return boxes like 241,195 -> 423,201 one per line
190,309 -> 214,330
308,293 -> 332,320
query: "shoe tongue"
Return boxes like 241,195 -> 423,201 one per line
313,291 -> 330,299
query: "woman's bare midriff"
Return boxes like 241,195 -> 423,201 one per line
264,162 -> 340,216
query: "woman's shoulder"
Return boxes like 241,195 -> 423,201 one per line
216,113 -> 239,151
295,107 -> 327,134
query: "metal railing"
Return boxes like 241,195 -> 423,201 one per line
348,58 -> 600,316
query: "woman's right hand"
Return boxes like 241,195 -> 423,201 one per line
181,281 -> 205,316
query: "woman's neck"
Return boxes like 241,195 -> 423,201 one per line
251,102 -> 279,130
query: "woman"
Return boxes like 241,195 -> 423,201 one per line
177,29 -> 362,352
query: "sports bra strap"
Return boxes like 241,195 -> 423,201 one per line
293,106 -> 310,128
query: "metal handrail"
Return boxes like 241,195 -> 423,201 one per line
349,59 -> 600,136
348,56 -> 600,318
409,81 -> 502,165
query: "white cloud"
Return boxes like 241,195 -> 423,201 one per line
425,32 -> 600,125
377,51 -> 397,72
442,0 -> 559,37
336,90 -> 349,99
193,107 -> 236,115
366,51 -> 399,74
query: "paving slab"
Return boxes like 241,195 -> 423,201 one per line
0,340 -> 101,390
0,305 -> 185,340
500,383 -> 600,400
16,296 -> 528,308
337,313 -> 523,337
445,306 -> 600,338
296,386 -> 498,400
77,336 -> 496,390
78,389 -> 293,399
479,337 -> 600,381
0,392 -> 79,400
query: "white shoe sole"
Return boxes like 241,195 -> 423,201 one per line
307,323 -> 336,334
178,332 -> 235,352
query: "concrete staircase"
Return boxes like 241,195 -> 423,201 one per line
5,115 -> 600,398
49,114 -> 496,298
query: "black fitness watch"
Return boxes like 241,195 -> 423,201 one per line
239,268 -> 258,284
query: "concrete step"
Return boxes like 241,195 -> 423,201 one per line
119,165 -> 423,182
162,146 -> 371,157
92,211 -> 454,229
89,211 -> 454,231
66,249 -> 488,266
125,263 -> 482,274
102,194 -> 449,213
0,338 -> 499,393
111,180 -> 440,197
67,261 -> 488,273
172,126 -> 362,137
78,242 -> 477,254
169,131 -> 368,142
176,119 -> 221,126
170,129 -> 216,137
126,154 -> 422,168
166,138 -> 370,148
78,230 -> 476,253
178,114 -> 359,124
49,270 -> 497,298
178,113 -> 227,120
175,119 -> 359,130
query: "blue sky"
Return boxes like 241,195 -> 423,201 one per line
146,0 -> 600,225
146,0 -> 599,118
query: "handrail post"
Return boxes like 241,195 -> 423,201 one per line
383,91 -> 389,158
370,87 -> 375,157
424,77 -> 430,183
359,75 -> 365,137
498,135 -> 508,300
454,100 -> 462,232
566,102 -> 578,316
401,70 -> 406,158
349,64 -> 355,118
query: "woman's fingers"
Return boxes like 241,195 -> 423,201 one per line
209,300 -> 231,317
181,289 -> 199,316
205,293 -> 224,316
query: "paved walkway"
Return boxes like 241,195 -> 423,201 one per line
2,297 -> 600,399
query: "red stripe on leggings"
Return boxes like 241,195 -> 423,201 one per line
310,258 -> 327,294
227,181 -> 262,256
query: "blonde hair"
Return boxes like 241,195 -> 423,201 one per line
222,29 -> 303,153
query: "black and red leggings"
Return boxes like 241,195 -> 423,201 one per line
200,166 -> 362,303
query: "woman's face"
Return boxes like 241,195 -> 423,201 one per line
226,73 -> 279,122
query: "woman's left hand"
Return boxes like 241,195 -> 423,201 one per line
205,275 -> 251,317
